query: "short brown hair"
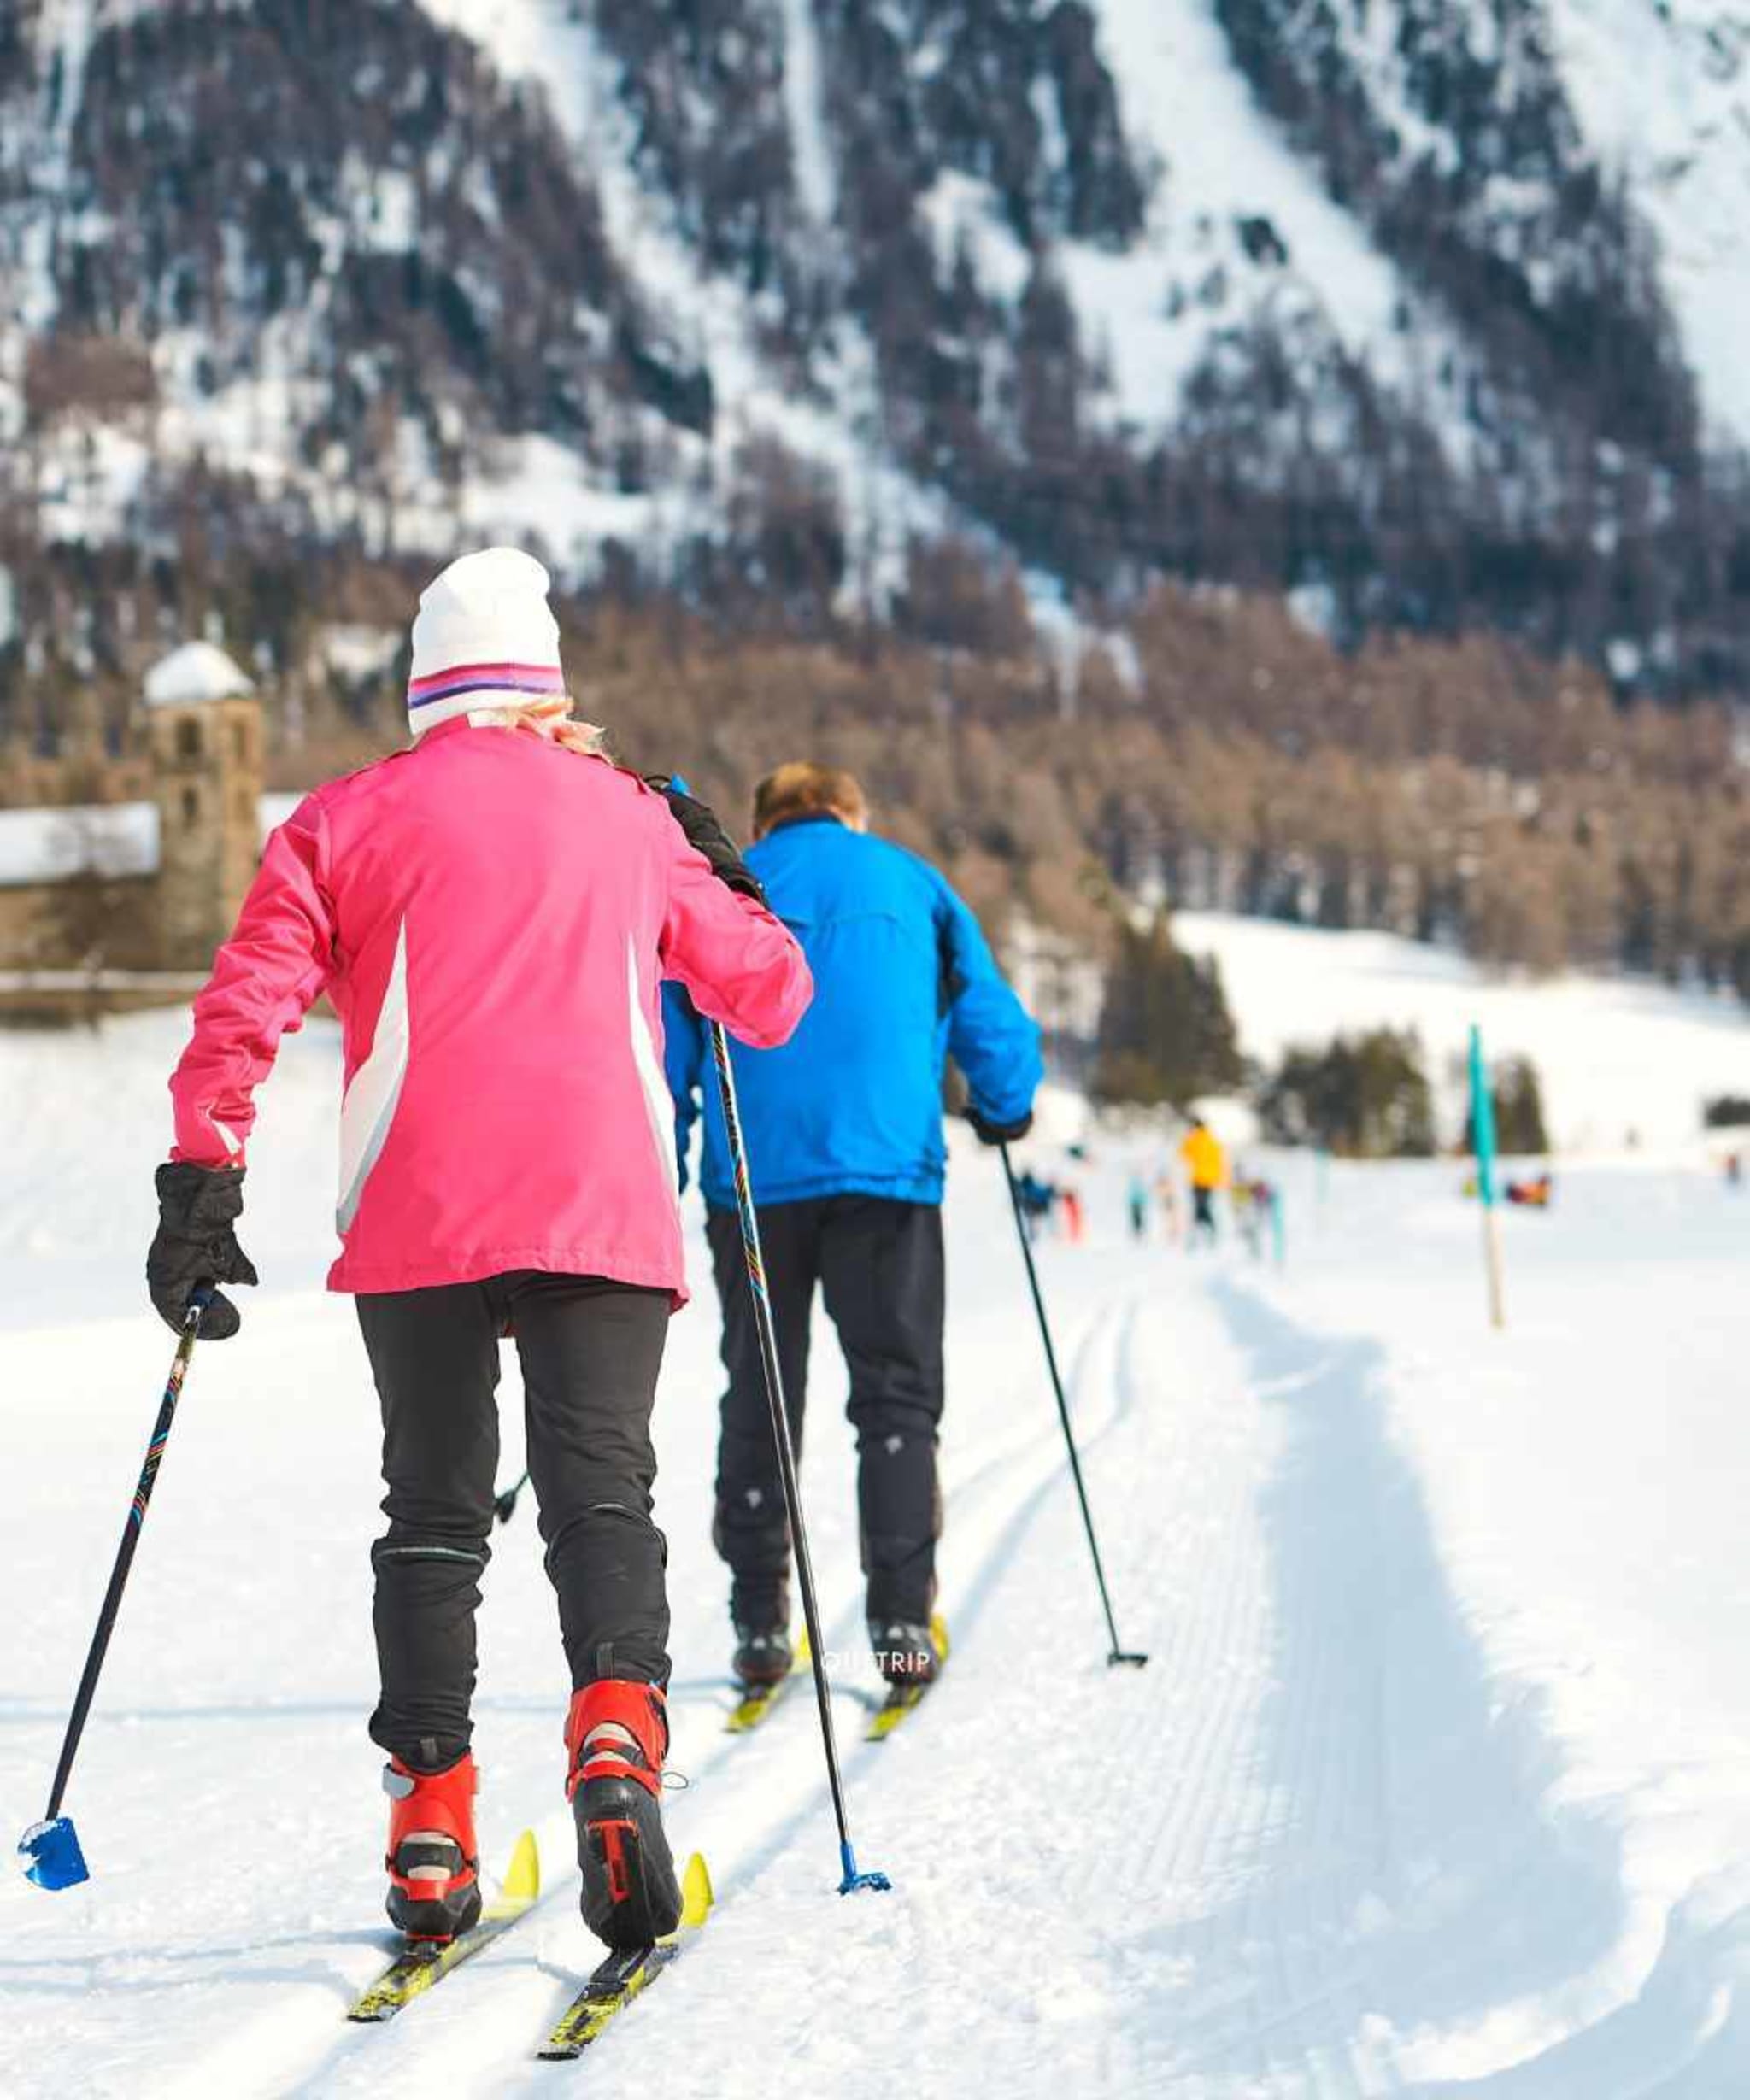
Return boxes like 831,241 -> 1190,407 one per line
751,761 -> 869,838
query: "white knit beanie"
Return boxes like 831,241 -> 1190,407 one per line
407,546 -> 566,737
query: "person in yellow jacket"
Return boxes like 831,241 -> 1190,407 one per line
1179,1119 -> 1228,1247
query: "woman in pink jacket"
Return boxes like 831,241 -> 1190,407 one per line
145,548 -> 812,1952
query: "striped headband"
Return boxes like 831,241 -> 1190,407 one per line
408,661 -> 567,711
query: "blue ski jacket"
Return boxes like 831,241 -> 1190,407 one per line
663,815 -> 1042,1211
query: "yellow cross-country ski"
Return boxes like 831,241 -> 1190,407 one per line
538,1852 -> 714,2059
346,1828 -> 541,2023
724,1628 -> 812,1733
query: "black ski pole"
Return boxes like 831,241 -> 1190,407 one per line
494,1467 -> 531,1526
708,1021 -> 890,1895
18,1289 -> 214,1890
999,1144 -> 1148,1669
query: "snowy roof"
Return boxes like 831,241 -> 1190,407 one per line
0,792 -> 296,889
0,803 -> 160,888
143,642 -> 255,709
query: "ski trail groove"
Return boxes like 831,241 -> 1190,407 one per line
256,1282 -> 1148,2095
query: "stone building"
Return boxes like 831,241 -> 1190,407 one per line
0,642 -> 269,987
143,642 -> 267,969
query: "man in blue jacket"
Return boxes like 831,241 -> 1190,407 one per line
664,762 -> 1042,1690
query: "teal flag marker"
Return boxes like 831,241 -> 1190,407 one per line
1468,1025 -> 1498,1204
1468,1024 -> 1506,1329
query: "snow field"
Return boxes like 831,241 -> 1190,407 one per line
5,1009 -> 1750,2091
1174,910 -> 1750,1155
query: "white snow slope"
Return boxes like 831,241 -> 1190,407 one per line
5,1006 -> 1750,2095
1176,910 -> 1750,1155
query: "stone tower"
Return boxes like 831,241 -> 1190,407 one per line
144,642 -> 263,970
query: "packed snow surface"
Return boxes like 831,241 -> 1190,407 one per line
5,1000 -> 1750,2092
1175,910 -> 1750,1153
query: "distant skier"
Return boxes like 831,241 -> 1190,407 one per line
1015,1169 -> 1055,1238
146,548 -> 811,1951
1126,1171 -> 1149,1241
664,761 -> 1042,1696
1235,1172 -> 1277,1260
1233,1171 -> 1260,1259
1154,1168 -> 1183,1247
1179,1118 -> 1228,1248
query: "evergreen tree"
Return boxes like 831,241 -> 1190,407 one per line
1092,910 -> 1243,1108
1464,1054 -> 1549,1155
1260,1029 -> 1436,1157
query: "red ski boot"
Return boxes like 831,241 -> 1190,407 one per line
565,1681 -> 683,1950
383,1751 -> 482,1944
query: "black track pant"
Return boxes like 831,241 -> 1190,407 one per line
708,1197 -> 945,1629
355,1270 -> 671,1773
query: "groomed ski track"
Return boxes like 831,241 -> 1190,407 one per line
7,1019 -> 1750,2095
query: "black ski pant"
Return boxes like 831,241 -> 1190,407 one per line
355,1270 -> 671,1774
708,1197 -> 945,1630
1191,1186 -> 1218,1243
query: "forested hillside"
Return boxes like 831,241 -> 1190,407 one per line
7,1 -> 1750,988
6,1 -> 1750,685
10,539 -> 1743,996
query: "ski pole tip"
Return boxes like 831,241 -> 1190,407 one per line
18,1816 -> 89,1891
837,1841 -> 892,1895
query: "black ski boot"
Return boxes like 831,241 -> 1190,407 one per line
870,1617 -> 946,1687
730,1576 -> 792,1688
731,1624 -> 793,1688
565,1680 -> 683,1950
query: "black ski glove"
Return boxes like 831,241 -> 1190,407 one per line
148,1163 -> 259,1340
967,1107 -> 1034,1147
644,776 -> 767,905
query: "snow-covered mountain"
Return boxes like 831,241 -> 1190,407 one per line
6,0 -> 1750,678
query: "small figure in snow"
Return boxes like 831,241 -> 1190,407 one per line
1154,1169 -> 1183,1247
1236,1176 -> 1277,1260
1179,1118 -> 1229,1248
1233,1172 -> 1261,1260
1060,1183 -> 1086,1243
1126,1171 -> 1150,1241
664,762 -> 1041,1698
1505,1171 -> 1554,1209
147,549 -> 811,1952
1015,1170 -> 1055,1239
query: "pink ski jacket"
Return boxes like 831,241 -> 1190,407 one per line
167,719 -> 812,1301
